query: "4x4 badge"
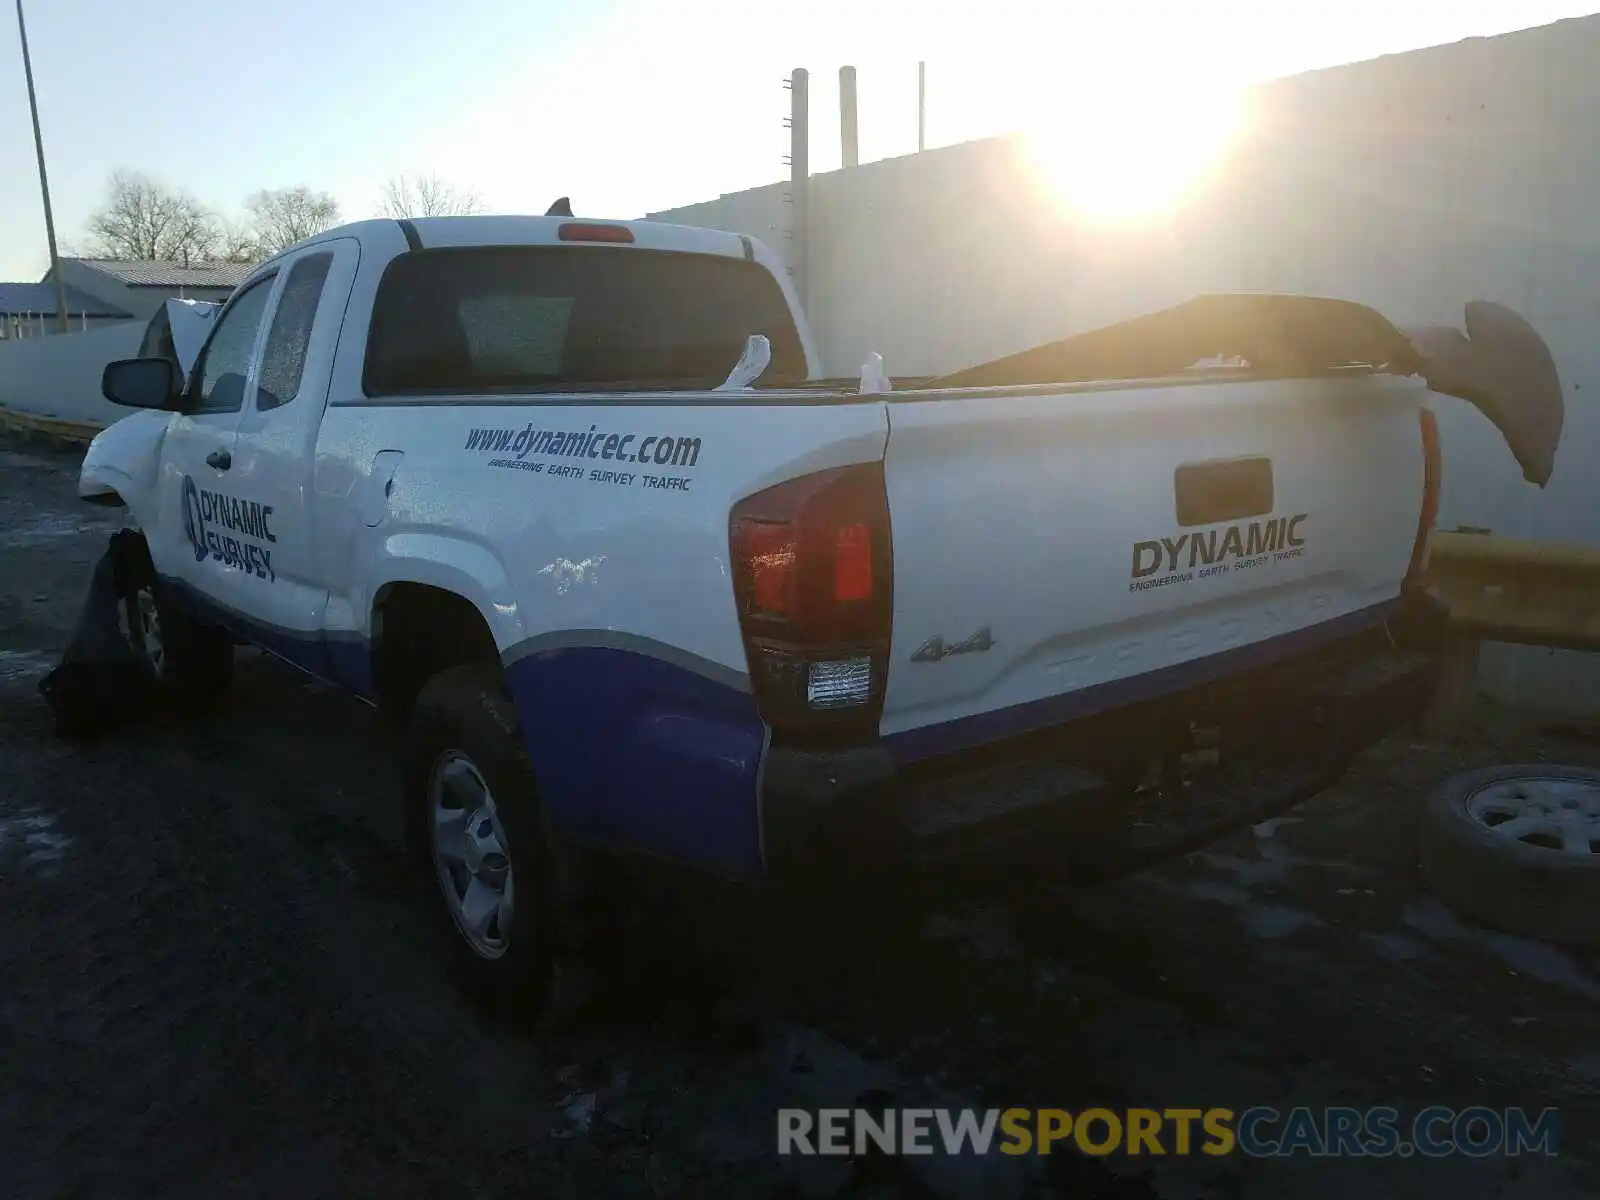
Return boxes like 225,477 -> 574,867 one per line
911,626 -> 994,663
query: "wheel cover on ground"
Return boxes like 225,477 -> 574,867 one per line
1465,774 -> 1600,856
429,751 -> 517,959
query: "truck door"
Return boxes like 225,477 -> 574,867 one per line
150,274 -> 277,612
215,238 -> 360,681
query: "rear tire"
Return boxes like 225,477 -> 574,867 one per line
115,535 -> 233,712
403,663 -> 556,1021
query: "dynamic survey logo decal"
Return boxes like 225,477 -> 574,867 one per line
1128,514 -> 1309,593
181,475 -> 277,582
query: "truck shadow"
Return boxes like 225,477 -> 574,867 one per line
20,645 -> 1600,1196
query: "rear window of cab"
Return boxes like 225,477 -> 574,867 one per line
362,245 -> 807,396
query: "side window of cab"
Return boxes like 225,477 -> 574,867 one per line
256,253 -> 334,411
185,276 -> 276,415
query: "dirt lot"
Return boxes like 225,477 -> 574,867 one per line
2,437 -> 1599,1199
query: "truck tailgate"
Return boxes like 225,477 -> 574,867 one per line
878,374 -> 1430,758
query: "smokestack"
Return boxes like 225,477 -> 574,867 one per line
839,65 -> 859,169
790,68 -> 810,307
918,62 -> 926,152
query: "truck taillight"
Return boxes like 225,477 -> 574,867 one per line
730,463 -> 893,743
1406,408 -> 1442,589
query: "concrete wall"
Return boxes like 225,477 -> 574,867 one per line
646,183 -> 793,268
646,182 -> 800,299
1,315 -> 132,340
0,321 -> 147,426
651,16 -> 1600,712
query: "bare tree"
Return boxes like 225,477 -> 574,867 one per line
379,172 -> 484,218
245,185 -> 342,255
214,219 -> 265,265
85,169 -> 218,265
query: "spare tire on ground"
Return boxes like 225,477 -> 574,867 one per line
1420,764 -> 1600,946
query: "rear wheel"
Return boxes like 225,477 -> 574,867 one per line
116,535 -> 233,711
403,664 -> 556,1020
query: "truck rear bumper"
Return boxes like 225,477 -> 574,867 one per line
758,591 -> 1447,876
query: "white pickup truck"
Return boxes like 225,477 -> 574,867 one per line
81,212 -> 1562,1014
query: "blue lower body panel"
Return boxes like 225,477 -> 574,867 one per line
160,575 -> 375,701
503,647 -> 766,877
882,598 -> 1407,763
161,572 -> 765,874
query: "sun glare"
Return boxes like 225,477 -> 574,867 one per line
1023,79 -> 1245,226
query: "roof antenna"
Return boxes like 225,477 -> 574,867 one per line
545,197 -> 573,217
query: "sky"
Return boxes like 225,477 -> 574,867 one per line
2,0 -> 1597,280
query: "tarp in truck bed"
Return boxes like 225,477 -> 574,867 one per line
928,294 -> 1563,487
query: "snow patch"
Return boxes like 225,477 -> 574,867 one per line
0,649 -> 54,681
0,514 -> 102,549
0,807 -> 72,874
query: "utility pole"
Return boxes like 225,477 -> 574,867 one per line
16,0 -> 70,334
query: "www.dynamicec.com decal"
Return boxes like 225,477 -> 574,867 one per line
464,423 -> 702,492
182,476 -> 277,581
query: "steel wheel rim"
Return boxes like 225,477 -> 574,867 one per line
134,587 -> 166,679
429,751 -> 516,960
1465,774 -> 1600,857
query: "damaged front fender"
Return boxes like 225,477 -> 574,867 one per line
926,292 -> 1565,487
1402,301 -> 1564,488
78,409 -> 170,521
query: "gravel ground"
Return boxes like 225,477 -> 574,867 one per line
2,436 -> 1599,1199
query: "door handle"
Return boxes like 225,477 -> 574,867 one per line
206,449 -> 232,471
